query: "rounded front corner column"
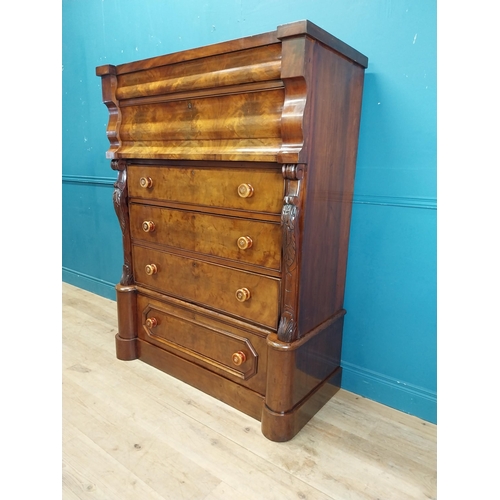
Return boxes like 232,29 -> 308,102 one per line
261,333 -> 299,441
115,284 -> 138,360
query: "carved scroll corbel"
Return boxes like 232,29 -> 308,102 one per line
277,164 -> 306,342
112,159 -> 133,285
96,64 -> 122,156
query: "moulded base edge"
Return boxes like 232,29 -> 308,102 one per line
116,337 -> 342,441
261,366 -> 342,442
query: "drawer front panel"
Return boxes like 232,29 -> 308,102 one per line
117,88 -> 284,161
133,245 -> 280,329
119,90 -> 283,142
116,44 -> 282,100
130,204 -> 282,271
136,294 -> 267,393
128,165 -> 284,214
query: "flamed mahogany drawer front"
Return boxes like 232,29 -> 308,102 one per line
128,165 -> 284,214
130,204 -> 282,271
136,294 -> 267,393
116,44 -> 282,100
133,245 -> 280,329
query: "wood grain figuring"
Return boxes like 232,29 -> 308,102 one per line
116,44 -> 282,100
132,244 -> 280,329
97,20 -> 370,442
127,164 -> 284,214
117,138 -> 284,162
63,283 -> 436,500
130,204 -> 282,271
119,90 -> 283,142
136,293 -> 268,394
120,81 -> 284,108
135,284 -> 272,338
116,82 -> 285,161
117,139 -> 283,162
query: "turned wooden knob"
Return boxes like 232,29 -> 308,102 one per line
231,351 -> 246,366
237,236 -> 253,250
142,220 -> 155,232
235,287 -> 251,302
237,183 -> 254,198
139,176 -> 153,188
146,317 -> 157,328
145,263 -> 158,275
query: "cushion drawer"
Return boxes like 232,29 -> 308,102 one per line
128,165 -> 284,214
130,204 -> 282,271
136,293 -> 268,394
133,245 -> 280,330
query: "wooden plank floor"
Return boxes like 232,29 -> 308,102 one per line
62,282 -> 436,500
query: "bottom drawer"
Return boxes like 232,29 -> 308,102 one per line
136,293 -> 268,395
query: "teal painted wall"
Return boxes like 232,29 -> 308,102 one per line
62,0 -> 437,423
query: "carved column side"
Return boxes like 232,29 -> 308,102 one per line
278,164 -> 306,342
112,159 -> 133,286
111,158 -> 138,360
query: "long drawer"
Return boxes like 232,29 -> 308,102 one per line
136,293 -> 268,394
116,44 -> 282,100
130,203 -> 282,271
133,244 -> 280,330
128,164 -> 284,214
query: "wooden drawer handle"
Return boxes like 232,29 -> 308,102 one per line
231,351 -> 246,366
237,183 -> 254,198
237,236 -> 253,250
145,317 -> 157,328
142,220 -> 156,232
235,288 -> 251,302
145,263 -> 158,276
139,176 -> 153,189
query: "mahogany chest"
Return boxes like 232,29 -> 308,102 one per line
96,20 -> 368,441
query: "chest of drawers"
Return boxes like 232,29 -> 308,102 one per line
97,20 -> 367,441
